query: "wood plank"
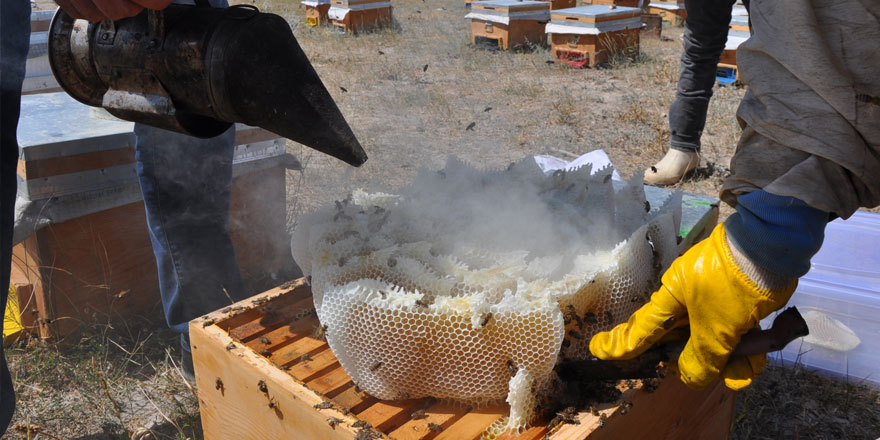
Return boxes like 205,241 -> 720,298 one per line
306,364 -> 354,397
434,403 -> 507,440
17,147 -> 135,180
286,347 -> 341,383
332,385 -> 379,414
357,399 -> 424,432
495,425 -> 548,440
241,309 -> 318,352
228,294 -> 314,342
191,312 -> 365,439
388,401 -> 469,440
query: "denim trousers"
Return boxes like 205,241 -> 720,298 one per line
668,0 -> 739,152
135,124 -> 247,353
0,0 -> 30,431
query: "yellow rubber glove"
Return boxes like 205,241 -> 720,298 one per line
589,223 -> 797,390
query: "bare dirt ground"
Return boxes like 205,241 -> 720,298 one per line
8,0 -> 880,438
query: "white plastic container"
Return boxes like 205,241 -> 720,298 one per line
763,211 -> 880,388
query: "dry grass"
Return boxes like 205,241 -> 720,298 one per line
9,0 -> 880,437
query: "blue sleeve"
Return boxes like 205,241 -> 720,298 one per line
724,190 -> 829,278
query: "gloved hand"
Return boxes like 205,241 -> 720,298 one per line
589,223 -> 797,390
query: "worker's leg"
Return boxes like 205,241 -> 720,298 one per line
134,125 -> 247,369
0,0 -> 31,431
646,0 -> 735,185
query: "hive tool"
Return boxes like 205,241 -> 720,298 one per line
558,307 -> 810,381
48,1 -> 367,167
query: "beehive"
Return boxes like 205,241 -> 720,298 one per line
588,0 -> 641,8
191,279 -> 737,439
647,0 -> 685,26
717,15 -> 749,84
291,157 -> 689,432
328,0 -> 392,33
302,0 -> 332,26
11,92 -> 299,342
466,0 -> 551,50
546,6 -> 642,68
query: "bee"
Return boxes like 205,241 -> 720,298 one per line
566,305 -> 584,329
354,385 -> 362,394
427,422 -> 444,433
220,307 -> 231,314
559,407 -> 579,424
547,415 -> 564,432
369,361 -> 383,372
506,360 -> 518,376
620,401 -> 633,415
387,257 -> 397,268
314,401 -> 334,410
354,429 -> 382,440
300,353 -> 313,362
280,365 -> 291,371
352,420 -> 371,429
260,349 -> 272,357
410,409 -> 427,419
568,329 -> 583,340
604,174 -> 612,184
631,295 -> 641,303
644,201 -> 651,212
314,324 -> 328,340
327,417 -> 344,429
202,319 -> 216,328
280,280 -> 294,289
584,312 -> 598,324
604,311 -> 614,323
268,397 -> 277,409
260,337 -> 271,345
215,378 -> 223,390
598,413 -> 608,428
338,256 -> 348,267
258,305 -> 275,316
226,342 -> 236,350
414,298 -> 432,309
480,312 -> 494,327
257,380 -> 268,393
589,404 -> 599,416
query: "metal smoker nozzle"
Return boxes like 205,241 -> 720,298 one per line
48,5 -> 367,167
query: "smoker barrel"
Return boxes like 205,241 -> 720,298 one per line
48,5 -> 367,167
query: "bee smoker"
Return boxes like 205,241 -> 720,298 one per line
48,4 -> 367,166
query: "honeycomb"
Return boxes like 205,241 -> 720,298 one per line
291,156 -> 681,433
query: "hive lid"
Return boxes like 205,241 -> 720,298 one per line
648,1 -> 685,10
551,5 -> 641,20
330,0 -> 391,6
724,29 -> 750,50
729,15 -> 749,27
472,0 -> 550,11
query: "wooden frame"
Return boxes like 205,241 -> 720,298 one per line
192,279 -> 736,439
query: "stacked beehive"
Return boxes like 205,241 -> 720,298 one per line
718,14 -> 749,84
301,0 -> 331,26
647,0 -> 685,26
328,0 -> 393,33
546,5 -> 642,67
465,0 -> 551,50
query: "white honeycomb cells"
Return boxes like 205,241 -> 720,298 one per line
291,156 -> 682,433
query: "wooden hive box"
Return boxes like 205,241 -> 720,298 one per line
11,92 -> 299,342
302,0 -> 332,26
546,6 -> 642,68
717,28 -> 749,84
640,13 -> 662,39
646,1 -> 685,26
328,0 -> 393,34
191,279 -> 736,439
587,0 -> 641,8
466,0 -> 551,50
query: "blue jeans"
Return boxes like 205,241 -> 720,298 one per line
135,125 -> 247,352
0,0 -> 30,431
668,0 -> 740,152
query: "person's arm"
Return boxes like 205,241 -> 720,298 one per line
55,0 -> 172,22
590,190 -> 827,390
